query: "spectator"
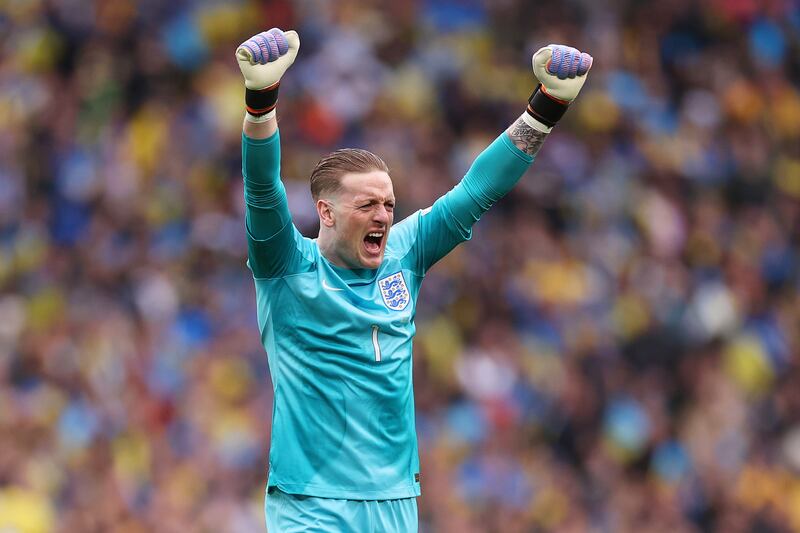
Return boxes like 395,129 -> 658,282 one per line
1,0 -> 798,530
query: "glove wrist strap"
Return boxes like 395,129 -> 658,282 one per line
245,82 -> 280,117
526,84 -> 569,128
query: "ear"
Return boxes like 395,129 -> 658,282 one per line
317,199 -> 335,228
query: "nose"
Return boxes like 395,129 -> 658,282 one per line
373,205 -> 390,226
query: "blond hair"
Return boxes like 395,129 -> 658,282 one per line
309,149 -> 389,200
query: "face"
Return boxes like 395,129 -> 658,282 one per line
319,170 -> 395,269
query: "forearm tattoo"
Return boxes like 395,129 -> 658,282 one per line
506,117 -> 548,157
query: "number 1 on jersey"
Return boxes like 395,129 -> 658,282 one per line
371,325 -> 382,362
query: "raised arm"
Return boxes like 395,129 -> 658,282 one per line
236,29 -> 304,277
402,45 -> 593,272
505,45 -> 592,155
237,29 -> 299,138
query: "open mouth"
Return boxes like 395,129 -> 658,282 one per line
363,231 -> 385,255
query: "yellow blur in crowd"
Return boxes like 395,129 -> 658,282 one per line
2,0 -> 800,531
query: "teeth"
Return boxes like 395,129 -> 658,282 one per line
368,232 -> 383,238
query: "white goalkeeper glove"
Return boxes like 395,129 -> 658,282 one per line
235,28 -> 300,122
523,44 -> 593,132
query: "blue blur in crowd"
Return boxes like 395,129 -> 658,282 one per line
1,0 -> 800,531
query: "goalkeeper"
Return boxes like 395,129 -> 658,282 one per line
236,28 -> 592,532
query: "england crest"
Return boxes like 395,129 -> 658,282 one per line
378,271 -> 410,311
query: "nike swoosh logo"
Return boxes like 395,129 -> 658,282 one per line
322,280 -> 343,292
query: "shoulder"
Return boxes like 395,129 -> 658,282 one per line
250,226 -> 319,280
386,210 -> 425,257
299,233 -> 321,264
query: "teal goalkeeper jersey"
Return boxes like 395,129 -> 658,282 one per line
242,130 -> 533,500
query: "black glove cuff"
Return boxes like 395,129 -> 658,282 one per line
245,82 -> 280,117
526,84 -> 569,128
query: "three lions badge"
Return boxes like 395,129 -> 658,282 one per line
378,272 -> 410,311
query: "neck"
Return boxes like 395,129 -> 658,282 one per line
317,228 -> 347,268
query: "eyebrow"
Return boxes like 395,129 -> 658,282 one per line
354,197 -> 395,204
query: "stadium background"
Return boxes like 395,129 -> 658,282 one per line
2,0 -> 799,531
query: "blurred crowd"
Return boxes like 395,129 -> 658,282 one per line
2,0 -> 799,531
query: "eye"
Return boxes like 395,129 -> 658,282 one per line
385,203 -> 395,211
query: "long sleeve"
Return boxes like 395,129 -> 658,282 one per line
445,133 -> 534,234
242,130 -> 311,278
242,130 -> 292,241
390,133 -> 535,274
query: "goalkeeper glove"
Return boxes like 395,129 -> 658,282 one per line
524,44 -> 592,132
236,28 -> 300,122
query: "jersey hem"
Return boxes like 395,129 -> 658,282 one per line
268,481 -> 421,501
242,130 -> 280,146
